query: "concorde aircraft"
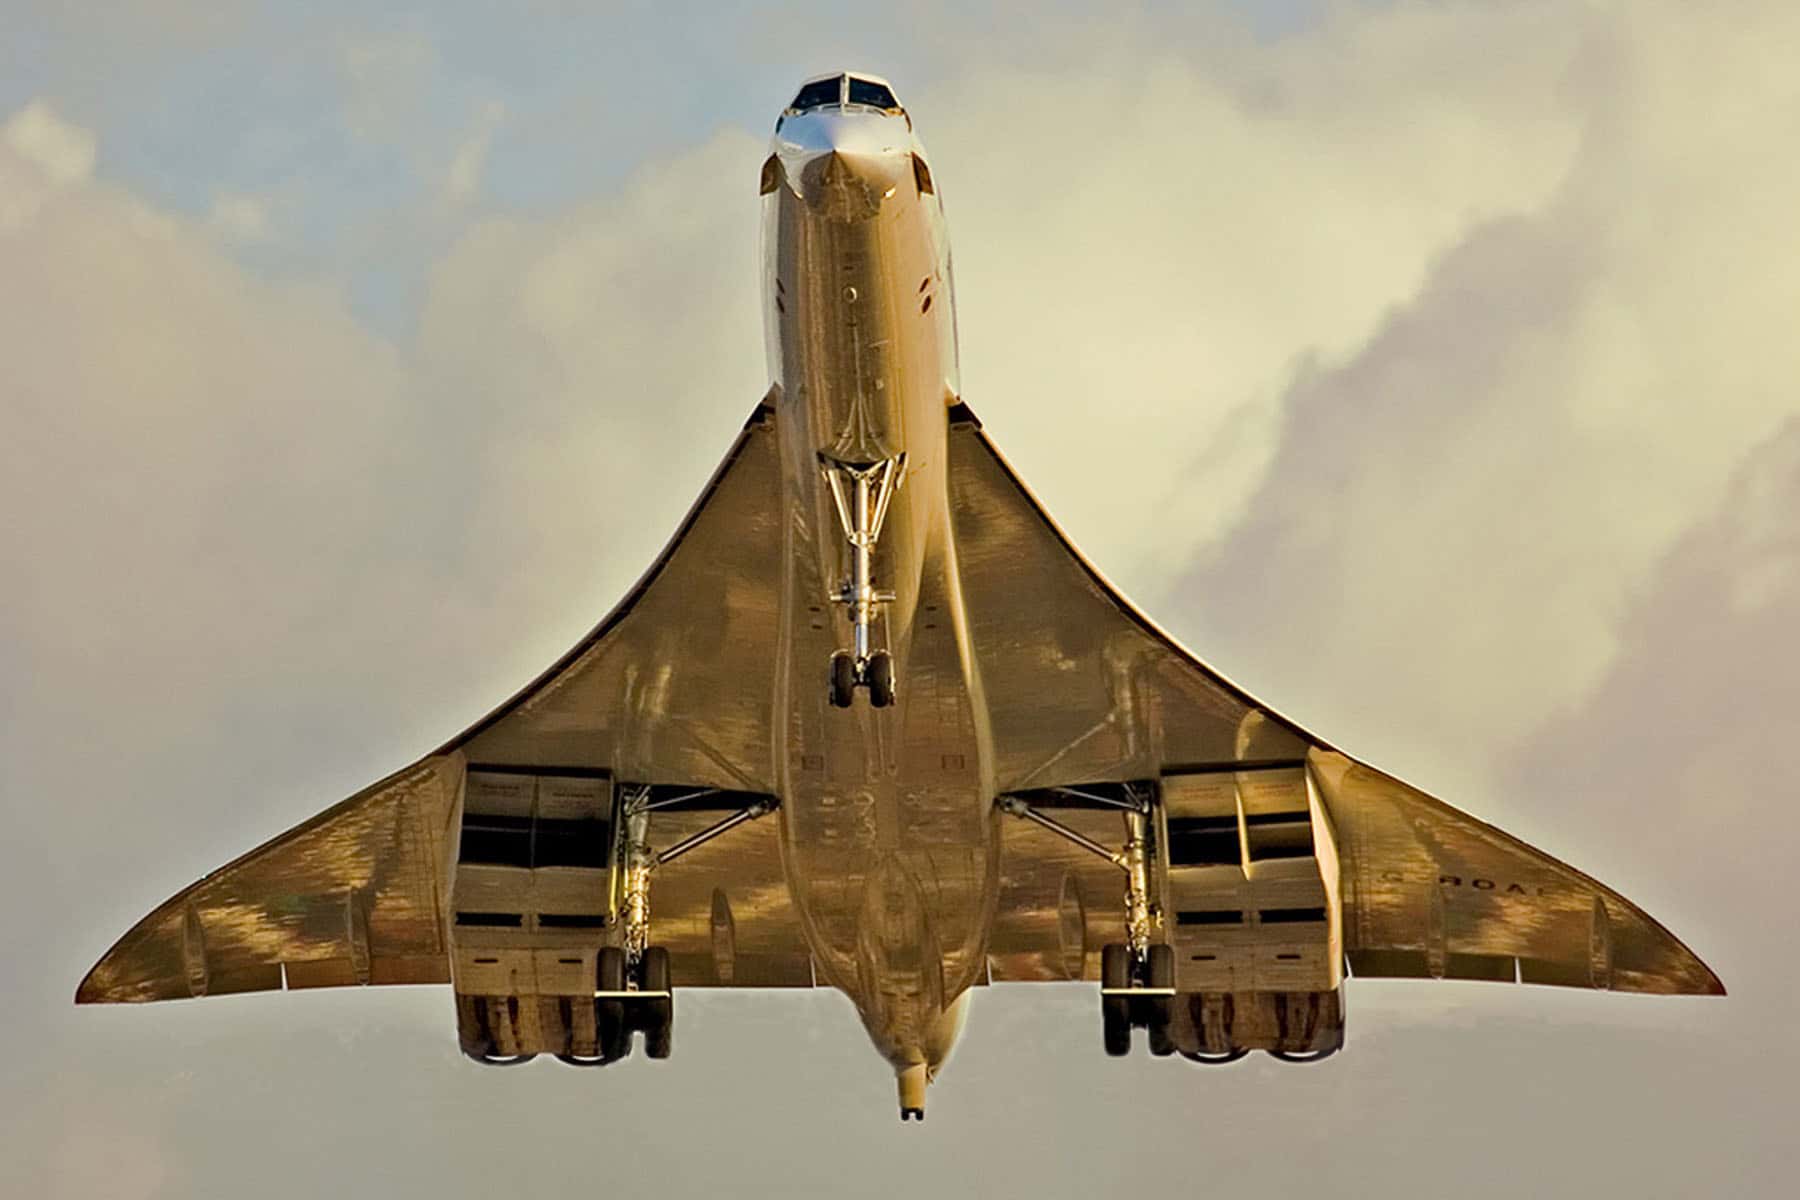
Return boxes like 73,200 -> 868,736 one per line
79,72 -> 1722,1121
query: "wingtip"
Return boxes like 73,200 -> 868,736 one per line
73,965 -> 106,1005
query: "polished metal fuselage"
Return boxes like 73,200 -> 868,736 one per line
761,107 -> 995,1084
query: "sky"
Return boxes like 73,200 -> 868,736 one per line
3,0 -> 1796,1195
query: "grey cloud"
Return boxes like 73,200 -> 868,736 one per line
1163,6 -> 1800,785
1503,417 -> 1800,997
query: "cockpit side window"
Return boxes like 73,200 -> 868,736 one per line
847,78 -> 900,111
790,77 -> 843,111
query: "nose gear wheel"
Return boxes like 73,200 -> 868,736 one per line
829,650 -> 857,708
866,649 -> 895,707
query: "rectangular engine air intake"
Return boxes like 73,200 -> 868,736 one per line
1177,909 -> 1244,926
456,912 -> 523,928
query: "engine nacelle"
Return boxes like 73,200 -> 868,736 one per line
1152,763 -> 1346,1061
448,768 -> 616,1060
1170,986 -> 1345,1059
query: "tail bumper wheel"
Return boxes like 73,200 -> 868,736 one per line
866,650 -> 895,708
1100,943 -> 1132,1057
829,651 -> 857,708
641,946 -> 674,1059
597,946 -> 629,1061
1145,943 -> 1176,1057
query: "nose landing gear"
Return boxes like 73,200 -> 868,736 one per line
822,453 -> 903,709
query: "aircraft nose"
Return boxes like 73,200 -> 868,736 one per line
776,113 -> 909,218
818,145 -> 904,191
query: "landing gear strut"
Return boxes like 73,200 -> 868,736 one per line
822,454 -> 903,708
998,786 -> 1176,1057
573,786 -> 774,1065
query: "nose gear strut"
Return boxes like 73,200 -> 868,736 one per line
821,453 -> 904,708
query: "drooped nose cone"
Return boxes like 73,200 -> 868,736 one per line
776,111 -> 911,220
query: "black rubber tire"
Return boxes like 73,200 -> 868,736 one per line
829,651 -> 857,708
1103,996 -> 1132,1057
596,946 -> 628,1061
554,1054 -> 608,1067
642,946 -> 673,1059
866,650 -> 895,708
467,1051 -> 536,1066
1101,943 -> 1133,1057
1268,1046 -> 1339,1064
1180,1047 -> 1249,1065
1101,943 -> 1132,988
1145,943 -> 1176,1057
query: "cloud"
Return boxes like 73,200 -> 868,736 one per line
1505,416 -> 1800,920
441,100 -> 506,208
0,101 -> 769,877
1160,2 -> 1800,791
410,127 -> 769,639
933,1 -> 1591,584
335,29 -> 440,146
207,190 -> 273,242
0,100 -> 418,805
2,100 -> 96,184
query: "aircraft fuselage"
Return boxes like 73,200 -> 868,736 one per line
761,97 -> 996,1106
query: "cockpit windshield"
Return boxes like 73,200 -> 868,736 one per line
846,78 -> 900,111
790,77 -> 842,112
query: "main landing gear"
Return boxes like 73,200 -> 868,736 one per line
1102,941 -> 1176,1058
998,786 -> 1176,1058
822,454 -> 903,709
567,786 -> 775,1066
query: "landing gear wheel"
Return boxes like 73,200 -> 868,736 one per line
641,946 -> 673,1059
1181,1047 -> 1249,1065
866,650 -> 895,708
1145,943 -> 1176,1057
1101,943 -> 1132,1057
828,651 -> 857,708
596,946 -> 629,1061
1268,1047 -> 1339,1063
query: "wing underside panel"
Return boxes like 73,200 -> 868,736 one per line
78,755 -> 460,1004
947,419 -> 1309,794
1318,751 -> 1722,994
